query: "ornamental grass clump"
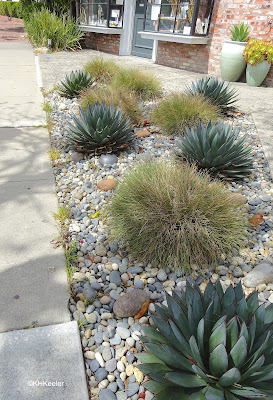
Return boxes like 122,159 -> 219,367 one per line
111,67 -> 162,100
176,121 -> 253,180
80,86 -> 141,124
109,162 -> 246,270
137,281 -> 273,399
151,94 -> 220,136
66,102 -> 135,154
84,57 -> 121,83
185,77 -> 238,112
23,8 -> 83,51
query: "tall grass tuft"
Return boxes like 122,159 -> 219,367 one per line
23,8 -> 84,51
111,67 -> 162,100
80,86 -> 142,124
109,161 -> 247,270
152,93 -> 220,136
84,57 -> 121,83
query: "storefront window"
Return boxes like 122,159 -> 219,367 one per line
144,0 -> 214,36
79,0 -> 124,28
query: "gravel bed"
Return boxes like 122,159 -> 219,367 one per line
46,92 -> 273,400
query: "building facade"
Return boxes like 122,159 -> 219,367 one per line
78,0 -> 273,86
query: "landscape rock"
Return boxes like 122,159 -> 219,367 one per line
99,153 -> 118,167
70,151 -> 84,163
135,129 -> 150,138
244,263 -> 273,287
113,289 -> 150,317
97,179 -> 118,191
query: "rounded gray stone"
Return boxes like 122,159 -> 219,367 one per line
157,269 -> 167,281
95,367 -> 108,382
126,382 -> 139,397
110,271 -> 121,286
105,358 -> 117,372
244,263 -> 273,288
99,388 -> 117,400
99,154 -> 118,167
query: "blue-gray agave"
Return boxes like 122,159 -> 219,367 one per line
137,281 -> 273,399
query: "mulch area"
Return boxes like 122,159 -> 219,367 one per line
0,16 -> 28,42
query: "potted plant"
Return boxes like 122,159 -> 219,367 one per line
243,38 -> 273,86
221,22 -> 250,82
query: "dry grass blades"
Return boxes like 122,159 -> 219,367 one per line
109,162 -> 247,270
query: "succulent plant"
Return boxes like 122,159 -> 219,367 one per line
230,23 -> 250,42
243,38 -> 273,65
66,102 -> 135,154
176,121 -> 252,180
137,281 -> 273,400
58,70 -> 94,98
185,77 -> 238,111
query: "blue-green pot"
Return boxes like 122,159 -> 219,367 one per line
221,40 -> 247,82
246,61 -> 271,87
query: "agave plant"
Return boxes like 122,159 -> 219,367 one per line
66,102 -> 135,154
58,70 -> 94,98
185,77 -> 238,111
137,281 -> 273,400
176,121 -> 252,180
230,23 -> 250,42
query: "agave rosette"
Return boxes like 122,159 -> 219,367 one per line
185,77 -> 238,111
176,121 -> 252,180
137,281 -> 273,400
58,70 -> 94,98
66,102 -> 135,154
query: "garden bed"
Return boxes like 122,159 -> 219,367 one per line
45,86 -> 273,400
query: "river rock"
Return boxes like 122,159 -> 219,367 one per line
99,153 -> 118,167
244,263 -> 273,288
113,289 -> 149,318
70,151 -> 84,163
135,129 -> 150,138
97,179 -> 118,191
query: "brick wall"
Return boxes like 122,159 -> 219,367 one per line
156,0 -> 273,86
84,32 -> 120,55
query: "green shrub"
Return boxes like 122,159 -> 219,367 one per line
66,102 -> 135,154
176,120 -> 253,180
58,70 -> 94,98
109,161 -> 246,270
84,57 -> 121,83
0,1 -> 22,18
80,86 -> 142,124
185,77 -> 238,111
137,281 -> 273,400
111,67 -> 161,99
23,8 -> 83,51
151,93 -> 220,136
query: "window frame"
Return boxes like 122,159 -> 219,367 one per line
143,0 -> 215,37
79,0 -> 124,29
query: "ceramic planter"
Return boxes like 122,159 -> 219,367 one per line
246,61 -> 271,87
221,40 -> 247,82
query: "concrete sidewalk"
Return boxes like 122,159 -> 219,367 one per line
0,25 -> 89,400
39,49 -> 273,179
0,42 -> 44,127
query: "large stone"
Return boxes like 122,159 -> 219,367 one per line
113,289 -> 150,318
134,129 -> 150,138
244,263 -> 273,288
97,179 -> 118,191
70,151 -> 84,163
99,153 -> 118,167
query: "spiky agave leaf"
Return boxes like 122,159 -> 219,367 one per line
176,121 -> 253,180
58,70 -> 94,98
66,102 -> 135,154
137,281 -> 273,400
185,77 -> 238,111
